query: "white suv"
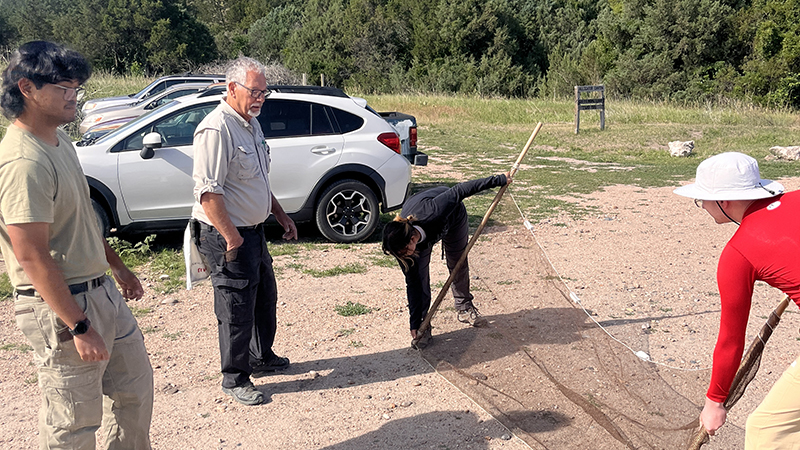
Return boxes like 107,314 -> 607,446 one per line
76,85 -> 412,243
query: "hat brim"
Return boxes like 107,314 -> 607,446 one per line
674,179 -> 784,200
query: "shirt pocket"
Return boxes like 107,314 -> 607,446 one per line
233,145 -> 260,180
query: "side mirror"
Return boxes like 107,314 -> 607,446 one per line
140,132 -> 162,159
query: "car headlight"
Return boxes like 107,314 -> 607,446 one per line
83,114 -> 104,125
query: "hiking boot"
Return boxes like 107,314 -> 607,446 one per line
457,306 -> 488,327
411,327 -> 432,350
251,355 -> 290,378
222,380 -> 264,406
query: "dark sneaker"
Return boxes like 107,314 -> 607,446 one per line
457,306 -> 488,327
222,381 -> 263,406
411,327 -> 432,350
251,355 -> 290,378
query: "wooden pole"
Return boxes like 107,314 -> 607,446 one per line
688,295 -> 791,449
415,122 -> 543,340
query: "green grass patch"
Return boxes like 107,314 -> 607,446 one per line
269,243 -> 300,257
336,328 -> 356,337
303,263 -> 366,278
367,254 -> 398,268
349,340 -> 364,348
0,273 -> 13,300
130,306 -> 152,318
335,301 -> 373,317
162,331 -> 184,341
141,326 -> 158,334
0,342 -> 33,353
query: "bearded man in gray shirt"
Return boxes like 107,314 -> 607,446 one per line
192,56 -> 297,406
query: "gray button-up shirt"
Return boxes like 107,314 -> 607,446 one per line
191,99 -> 271,227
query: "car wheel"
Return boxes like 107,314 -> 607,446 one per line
92,199 -> 111,237
315,180 -> 379,243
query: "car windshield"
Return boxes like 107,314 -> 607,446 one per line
133,79 -> 164,100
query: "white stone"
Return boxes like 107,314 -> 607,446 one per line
769,146 -> 800,160
668,140 -> 694,157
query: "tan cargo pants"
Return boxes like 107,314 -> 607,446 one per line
14,276 -> 154,450
745,355 -> 800,449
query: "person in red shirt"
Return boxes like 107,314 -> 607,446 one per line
674,152 -> 800,448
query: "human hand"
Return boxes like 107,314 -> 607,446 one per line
112,268 -> 144,300
74,327 -> 109,361
226,233 -> 244,251
700,398 -> 727,435
410,329 -> 418,339
281,218 -> 298,240
504,171 -> 513,185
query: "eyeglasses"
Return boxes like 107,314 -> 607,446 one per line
694,199 -> 704,208
50,84 -> 85,102
234,82 -> 269,100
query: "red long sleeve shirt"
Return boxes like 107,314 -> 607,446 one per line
708,191 -> 800,402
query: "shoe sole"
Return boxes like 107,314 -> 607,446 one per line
251,364 -> 290,378
222,387 -> 264,405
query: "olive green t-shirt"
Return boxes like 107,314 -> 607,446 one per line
0,124 -> 108,289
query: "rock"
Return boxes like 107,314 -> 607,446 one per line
309,370 -> 319,379
501,434 -> 512,440
161,298 -> 179,305
159,274 -> 170,280
412,381 -> 421,386
668,140 -> 694,157
161,383 -> 179,394
472,372 -> 488,381
769,146 -> 800,160
382,413 -> 391,420
400,401 -> 413,407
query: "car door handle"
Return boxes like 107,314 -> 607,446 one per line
310,146 -> 336,155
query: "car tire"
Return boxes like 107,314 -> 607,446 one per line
315,180 -> 379,243
92,198 -> 111,238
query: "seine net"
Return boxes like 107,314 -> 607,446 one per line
418,226 -> 743,450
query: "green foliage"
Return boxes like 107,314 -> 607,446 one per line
0,342 -> 32,352
335,301 -> 373,316
0,272 -> 13,300
303,263 -> 367,278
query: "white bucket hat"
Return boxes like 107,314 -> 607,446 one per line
674,152 -> 783,200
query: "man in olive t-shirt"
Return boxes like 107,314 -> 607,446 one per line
0,41 -> 153,449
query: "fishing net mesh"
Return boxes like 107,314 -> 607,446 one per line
418,226 -> 743,449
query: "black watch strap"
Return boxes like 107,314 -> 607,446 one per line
69,318 -> 91,336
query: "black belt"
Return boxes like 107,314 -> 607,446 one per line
15,275 -> 107,298
198,221 -> 262,233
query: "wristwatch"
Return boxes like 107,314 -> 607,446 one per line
69,318 -> 91,336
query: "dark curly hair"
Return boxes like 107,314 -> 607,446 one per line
1,41 -> 91,119
382,215 -> 418,271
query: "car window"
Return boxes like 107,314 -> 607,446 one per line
260,100 -> 310,138
141,81 -> 166,99
330,107 -> 364,133
120,104 -> 216,150
149,88 -> 199,109
311,104 -> 335,135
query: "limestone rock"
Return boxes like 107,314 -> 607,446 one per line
668,140 -> 694,157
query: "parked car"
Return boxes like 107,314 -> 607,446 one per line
79,82 -> 215,135
77,85 -> 425,243
81,73 -> 224,113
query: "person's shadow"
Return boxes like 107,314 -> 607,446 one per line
317,409 -> 566,449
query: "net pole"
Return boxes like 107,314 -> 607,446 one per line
688,295 -> 791,449
415,122 -> 543,341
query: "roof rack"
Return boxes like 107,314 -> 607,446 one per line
267,85 -> 348,98
196,84 -> 349,99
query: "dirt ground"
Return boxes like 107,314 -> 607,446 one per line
2,173 -> 800,449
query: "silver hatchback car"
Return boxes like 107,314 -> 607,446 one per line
76,85 -> 413,243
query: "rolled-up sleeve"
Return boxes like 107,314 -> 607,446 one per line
193,124 -> 229,202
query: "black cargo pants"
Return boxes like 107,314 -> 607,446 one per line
198,223 -> 278,388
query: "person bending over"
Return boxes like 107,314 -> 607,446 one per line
383,173 -> 511,348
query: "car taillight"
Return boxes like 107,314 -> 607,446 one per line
409,127 -> 417,148
378,132 -> 401,154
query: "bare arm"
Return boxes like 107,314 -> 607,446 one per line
7,222 -> 109,361
200,192 -> 244,250
103,240 -> 143,300
271,194 -> 297,240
